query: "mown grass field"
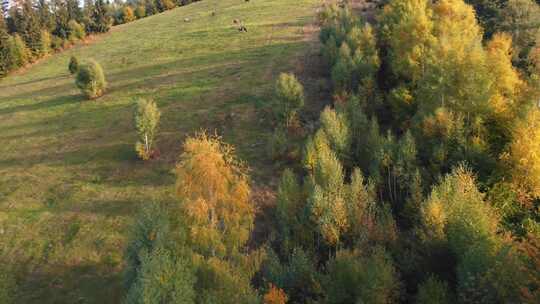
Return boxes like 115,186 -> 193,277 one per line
0,0 -> 319,302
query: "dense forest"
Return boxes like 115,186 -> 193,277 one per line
1,0 -> 540,303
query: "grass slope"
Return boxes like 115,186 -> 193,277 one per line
0,0 -> 319,302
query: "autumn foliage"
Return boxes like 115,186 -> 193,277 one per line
176,132 -> 254,257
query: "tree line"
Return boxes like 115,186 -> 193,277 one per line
0,0 -> 201,77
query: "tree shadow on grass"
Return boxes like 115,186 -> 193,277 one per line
0,74 -> 70,90
0,93 -> 82,116
13,261 -> 124,304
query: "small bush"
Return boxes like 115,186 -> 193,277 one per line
134,99 -> 161,160
68,56 -> 79,74
75,60 -> 106,99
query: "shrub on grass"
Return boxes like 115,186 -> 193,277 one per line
134,99 -> 161,160
68,56 -> 79,74
75,60 -> 106,99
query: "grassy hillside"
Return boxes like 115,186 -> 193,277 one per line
0,0 -> 319,302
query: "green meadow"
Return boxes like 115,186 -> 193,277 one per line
0,0 -> 319,302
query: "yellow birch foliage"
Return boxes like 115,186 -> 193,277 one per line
486,33 -> 524,117
509,107 -> 540,200
176,132 -> 254,257
380,0 -> 435,82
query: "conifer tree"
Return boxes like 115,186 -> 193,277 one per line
88,0 -> 110,33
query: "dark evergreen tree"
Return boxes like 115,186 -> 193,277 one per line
66,0 -> 82,22
87,0 -> 109,33
13,0 -> 42,57
0,15 -> 14,76
36,0 -> 54,30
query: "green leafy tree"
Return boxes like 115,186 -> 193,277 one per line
416,275 -> 451,304
274,73 -> 305,127
379,0 -> 436,83
276,168 -> 309,252
307,134 -> 348,247
0,17 -> 15,76
125,247 -> 196,304
38,30 -> 51,56
325,247 -> 400,304
10,34 -> 30,68
319,106 -> 351,162
123,201 -> 170,290
134,99 -> 161,160
75,59 -> 106,99
135,5 -> 146,19
262,248 -> 322,304
67,19 -> 86,41
195,257 -> 260,304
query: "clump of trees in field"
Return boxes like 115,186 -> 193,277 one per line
124,132 -> 260,303
117,0 -> 540,302
0,0 -> 202,78
75,59 -> 106,99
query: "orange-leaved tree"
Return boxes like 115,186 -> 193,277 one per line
176,132 -> 254,258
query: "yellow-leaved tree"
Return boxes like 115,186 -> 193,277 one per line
379,0 -> 435,83
176,132 -> 254,257
486,33 -> 524,118
509,107 -> 540,203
